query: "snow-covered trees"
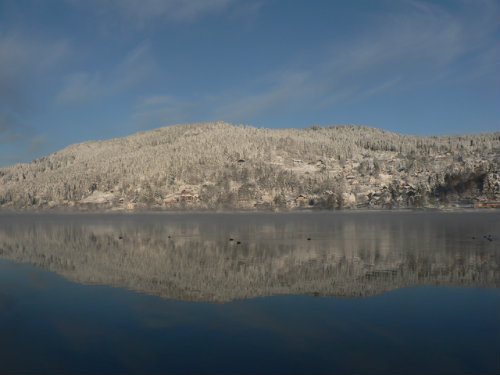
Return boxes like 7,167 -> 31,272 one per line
0,121 -> 498,210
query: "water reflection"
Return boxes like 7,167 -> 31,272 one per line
0,212 -> 498,302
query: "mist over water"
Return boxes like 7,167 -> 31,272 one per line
0,212 -> 498,373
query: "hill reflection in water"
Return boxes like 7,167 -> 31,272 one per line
0,212 -> 498,302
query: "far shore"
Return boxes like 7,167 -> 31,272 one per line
1,206 -> 499,216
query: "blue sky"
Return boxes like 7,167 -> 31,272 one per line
0,0 -> 499,165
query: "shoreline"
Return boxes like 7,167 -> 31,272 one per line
1,206 -> 499,216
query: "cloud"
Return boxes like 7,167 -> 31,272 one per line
122,0 -> 498,129
0,134 -> 49,166
0,112 -> 25,143
0,155 -> 24,166
69,0 -> 240,30
112,42 -> 156,89
129,0 -> 235,21
214,71 -> 310,122
0,32 -> 69,164
0,32 -> 68,149
137,96 -> 174,108
132,95 -> 196,128
56,72 -> 103,106
0,33 -> 69,112
27,135 -> 49,155
56,41 -> 155,106
213,0 -> 499,122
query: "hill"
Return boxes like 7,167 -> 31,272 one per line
1,122 -> 499,210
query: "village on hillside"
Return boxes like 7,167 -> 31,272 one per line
68,144 -> 500,211
0,122 -> 499,211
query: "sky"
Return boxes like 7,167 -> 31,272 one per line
0,0 -> 499,165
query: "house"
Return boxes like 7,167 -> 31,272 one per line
475,202 -> 500,208
179,189 -> 195,201
176,189 -> 199,202
238,199 -> 254,208
295,194 -> 308,205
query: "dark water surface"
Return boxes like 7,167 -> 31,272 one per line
0,211 -> 499,374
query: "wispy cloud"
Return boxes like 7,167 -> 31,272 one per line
121,0 -> 498,129
27,135 -> 49,155
132,95 -> 196,128
214,71 -> 310,122
355,78 -> 402,102
0,112 -> 25,143
0,33 -> 69,112
212,0 -> 499,122
0,155 -> 24,166
0,133 -> 50,166
126,0 -> 235,21
112,42 -> 155,89
0,33 -> 69,146
56,41 -> 155,106
69,0 -> 241,30
56,72 -> 103,106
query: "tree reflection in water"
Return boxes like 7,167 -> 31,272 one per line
0,212 -> 498,302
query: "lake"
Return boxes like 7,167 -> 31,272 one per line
0,211 -> 499,374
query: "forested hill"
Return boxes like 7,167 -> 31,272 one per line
1,121 -> 499,210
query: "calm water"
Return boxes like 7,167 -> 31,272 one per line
0,211 -> 499,374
